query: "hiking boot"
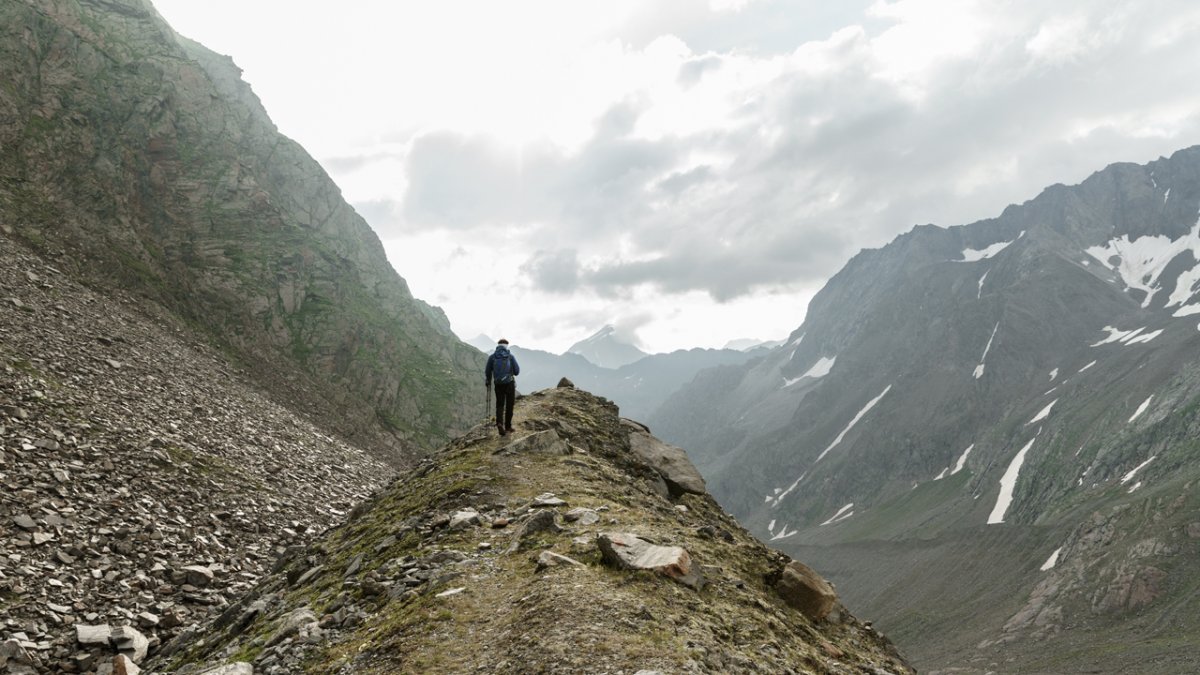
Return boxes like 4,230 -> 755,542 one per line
497,424 -> 507,436
505,426 -> 514,432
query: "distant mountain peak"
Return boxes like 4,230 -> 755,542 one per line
567,325 -> 648,369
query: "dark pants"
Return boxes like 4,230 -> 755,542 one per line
494,381 -> 515,429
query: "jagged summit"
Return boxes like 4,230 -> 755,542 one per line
567,325 -> 649,369
156,387 -> 912,675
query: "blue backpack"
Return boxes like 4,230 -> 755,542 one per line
493,351 -> 514,384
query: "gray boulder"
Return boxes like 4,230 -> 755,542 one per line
597,532 -> 704,589
621,420 -> 706,496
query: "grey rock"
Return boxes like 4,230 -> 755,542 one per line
622,421 -> 706,496
448,509 -> 480,529
597,532 -> 704,589
556,377 -> 575,388
182,565 -> 215,587
564,507 -> 600,525
531,493 -> 567,507
111,625 -> 150,663
75,624 -> 113,646
266,607 -> 317,647
12,515 -> 36,531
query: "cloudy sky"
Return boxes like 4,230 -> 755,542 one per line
153,0 -> 1200,354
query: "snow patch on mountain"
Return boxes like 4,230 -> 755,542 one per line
1085,221 -> 1200,308
960,232 -> 1023,262
820,503 -> 855,526
974,322 -> 1000,379
1173,303 -> 1200,317
952,444 -> 974,475
770,523 -> 798,540
1040,547 -> 1062,571
1079,360 -> 1097,372
977,270 -> 989,299
1049,368 -> 1059,381
988,435 -> 1038,525
1121,456 -> 1156,484
1129,395 -> 1154,422
770,472 -> 807,508
1027,399 -> 1058,426
1126,329 -> 1164,345
803,356 -> 836,379
816,385 -> 893,463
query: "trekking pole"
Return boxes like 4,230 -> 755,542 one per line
485,383 -> 491,422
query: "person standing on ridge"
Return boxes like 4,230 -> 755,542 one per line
485,338 -> 520,436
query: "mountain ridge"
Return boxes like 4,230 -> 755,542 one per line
651,144 -> 1200,672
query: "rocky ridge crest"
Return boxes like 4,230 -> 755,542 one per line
157,386 -> 912,675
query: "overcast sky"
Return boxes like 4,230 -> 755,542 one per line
153,0 -> 1200,354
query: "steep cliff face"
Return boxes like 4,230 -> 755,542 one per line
652,146 -> 1200,672
0,0 -> 483,458
153,386 -> 912,675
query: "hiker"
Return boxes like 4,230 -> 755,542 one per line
485,338 -> 520,436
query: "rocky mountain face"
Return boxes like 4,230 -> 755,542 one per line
567,325 -> 649,369
0,0 -> 483,460
151,386 -> 912,675
652,146 -> 1200,673
0,231 -> 390,673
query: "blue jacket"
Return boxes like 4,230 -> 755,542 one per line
485,345 -> 520,385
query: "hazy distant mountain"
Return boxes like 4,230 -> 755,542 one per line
652,146 -> 1200,673
567,325 -> 648,368
509,344 -> 757,422
724,337 -> 786,352
467,334 -> 498,353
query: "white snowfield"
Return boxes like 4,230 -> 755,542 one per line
1090,325 -> 1165,347
1049,368 -> 1059,381
1040,546 -> 1063,571
952,444 -> 974,475
960,231 -> 1024,262
1129,395 -> 1154,422
988,435 -> 1038,524
783,355 -> 837,387
974,322 -> 1000,379
1120,456 -> 1156,484
820,503 -> 855,526
770,523 -> 798,540
1078,360 -> 1097,373
816,385 -> 893,463
1027,399 -> 1057,426
1085,220 -> 1200,308
770,472 -> 806,508
977,270 -> 989,299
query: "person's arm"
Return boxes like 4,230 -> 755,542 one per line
512,355 -> 520,377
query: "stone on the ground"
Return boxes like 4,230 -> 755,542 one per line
564,507 -> 599,525
621,420 -> 706,496
113,653 -> 141,675
536,550 -> 584,570
111,625 -> 149,662
597,532 -> 704,589
266,607 -> 318,647
12,515 -> 36,531
531,493 -> 567,507
449,509 -> 480,529
76,624 -> 113,646
182,565 -> 215,587
556,377 -> 575,388
775,560 -> 838,621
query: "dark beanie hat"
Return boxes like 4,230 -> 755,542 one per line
498,338 -> 509,344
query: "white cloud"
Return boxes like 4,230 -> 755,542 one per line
153,0 -> 1200,353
